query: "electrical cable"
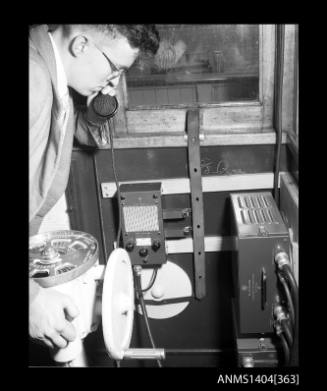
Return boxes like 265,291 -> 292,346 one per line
273,24 -> 285,205
280,264 -> 298,306
142,267 -> 159,293
278,266 -> 298,333
279,264 -> 299,366
278,273 -> 295,331
279,332 -> 290,366
280,318 -> 293,348
107,116 -> 162,367
107,120 -> 123,246
106,117 -> 123,368
134,269 -> 163,368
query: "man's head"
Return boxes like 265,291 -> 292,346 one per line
50,24 -> 160,96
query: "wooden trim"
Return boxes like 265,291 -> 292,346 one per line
280,172 -> 298,204
287,131 -> 298,156
282,25 -> 298,136
105,130 -> 286,149
166,236 -> 237,254
127,71 -> 259,88
112,76 -> 128,135
101,171 -> 284,198
114,25 -> 276,136
90,236 -> 236,261
279,172 -> 298,284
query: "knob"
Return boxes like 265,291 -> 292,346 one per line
125,241 -> 134,252
139,248 -> 148,257
152,240 -> 161,252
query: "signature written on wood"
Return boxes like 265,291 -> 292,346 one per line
200,158 -> 245,176
201,158 -> 227,175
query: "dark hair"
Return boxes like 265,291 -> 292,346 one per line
53,24 -> 160,56
112,25 -> 160,56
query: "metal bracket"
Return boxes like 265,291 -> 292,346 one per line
186,110 -> 206,299
236,337 -> 279,367
163,208 -> 192,239
164,226 -> 192,239
162,208 -> 192,220
101,182 -> 113,198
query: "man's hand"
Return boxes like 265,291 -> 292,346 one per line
29,287 -> 80,349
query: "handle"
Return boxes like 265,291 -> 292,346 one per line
123,348 -> 165,360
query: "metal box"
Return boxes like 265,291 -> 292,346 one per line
120,182 -> 166,266
230,192 -> 289,334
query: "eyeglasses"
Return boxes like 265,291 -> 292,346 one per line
94,43 -> 125,80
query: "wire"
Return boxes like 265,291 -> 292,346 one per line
142,267 -> 159,293
278,265 -> 299,366
280,264 -> 298,304
279,265 -> 298,330
279,333 -> 290,366
134,269 -> 163,368
278,273 -> 295,331
107,122 -> 162,367
280,318 -> 293,348
107,119 -> 123,246
93,156 -> 109,264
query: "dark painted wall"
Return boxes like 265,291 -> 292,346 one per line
57,144 -> 288,367
67,144 -> 287,265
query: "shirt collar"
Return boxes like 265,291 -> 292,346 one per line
48,32 -> 68,101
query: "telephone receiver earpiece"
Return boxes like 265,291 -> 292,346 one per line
92,93 -> 119,119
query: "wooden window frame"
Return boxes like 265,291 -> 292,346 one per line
109,25 -> 294,148
284,24 -> 298,157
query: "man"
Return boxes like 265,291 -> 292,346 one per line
29,24 -> 159,351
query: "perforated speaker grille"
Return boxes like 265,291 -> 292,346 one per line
92,94 -> 118,117
237,194 -> 278,225
123,205 -> 159,232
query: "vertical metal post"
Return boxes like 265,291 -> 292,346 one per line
186,110 -> 206,299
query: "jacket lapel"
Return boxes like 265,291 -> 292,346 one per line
29,25 -> 65,119
29,25 -> 58,93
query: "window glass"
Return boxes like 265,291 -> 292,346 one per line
126,24 -> 259,107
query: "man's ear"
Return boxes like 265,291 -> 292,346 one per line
69,35 -> 89,57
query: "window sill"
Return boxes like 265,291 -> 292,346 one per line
85,130 -> 287,149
